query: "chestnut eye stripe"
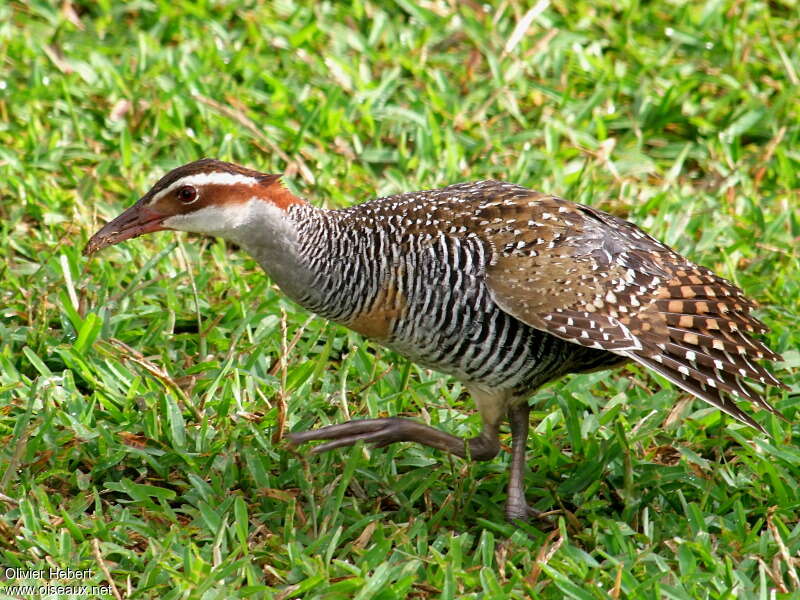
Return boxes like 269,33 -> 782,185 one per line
146,172 -> 261,206
177,186 -> 198,204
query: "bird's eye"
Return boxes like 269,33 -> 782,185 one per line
177,186 -> 198,203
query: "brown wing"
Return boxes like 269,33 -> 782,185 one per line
480,193 -> 787,432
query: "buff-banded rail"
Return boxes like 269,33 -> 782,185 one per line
85,159 -> 787,521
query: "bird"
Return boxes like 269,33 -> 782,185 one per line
84,158 -> 788,521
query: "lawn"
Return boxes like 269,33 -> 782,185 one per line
1,1 -> 799,598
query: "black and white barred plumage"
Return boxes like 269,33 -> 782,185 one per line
274,180 -> 785,430
86,160 -> 788,521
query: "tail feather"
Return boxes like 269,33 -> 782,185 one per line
630,354 -> 773,434
629,266 -> 786,432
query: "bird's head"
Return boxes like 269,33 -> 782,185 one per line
84,159 -> 303,255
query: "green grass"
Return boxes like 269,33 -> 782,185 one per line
1,0 -> 799,598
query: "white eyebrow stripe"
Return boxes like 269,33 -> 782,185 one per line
149,172 -> 261,205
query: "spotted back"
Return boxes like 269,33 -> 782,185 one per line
470,190 -> 786,431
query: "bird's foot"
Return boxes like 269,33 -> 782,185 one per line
505,496 -> 556,525
505,500 -> 540,521
287,417 -> 500,460
287,417 -> 438,454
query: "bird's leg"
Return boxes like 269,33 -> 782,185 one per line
505,402 -> 542,521
289,385 -> 510,461
287,417 -> 501,461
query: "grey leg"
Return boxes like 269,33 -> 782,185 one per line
287,417 -> 501,461
505,402 -> 541,521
